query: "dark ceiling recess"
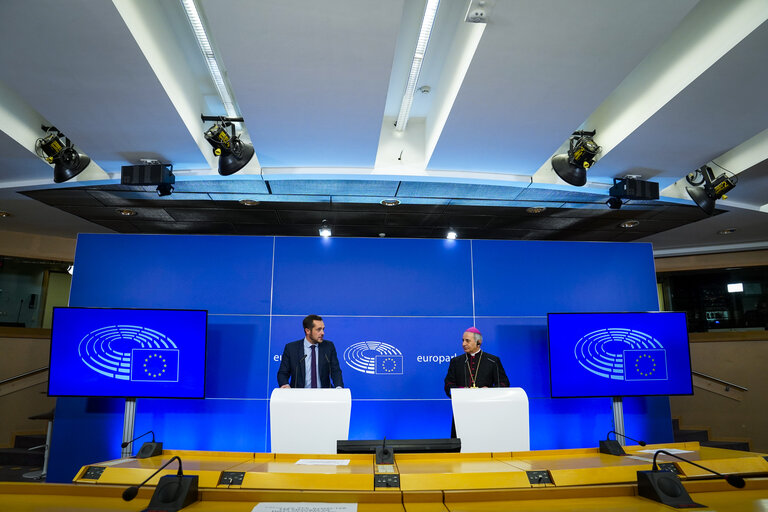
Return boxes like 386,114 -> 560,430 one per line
21,180 -> 714,241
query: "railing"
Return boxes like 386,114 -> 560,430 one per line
0,367 -> 49,397
691,370 -> 748,401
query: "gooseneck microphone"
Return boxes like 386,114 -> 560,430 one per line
637,449 -> 745,507
122,455 -> 199,511
122,456 -> 183,501
487,357 -> 501,387
121,430 -> 155,449
607,430 -> 647,447
292,354 -> 307,387
651,450 -> 745,488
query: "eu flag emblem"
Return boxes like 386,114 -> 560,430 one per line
130,348 -> 180,382
623,349 -> 668,381
375,355 -> 403,375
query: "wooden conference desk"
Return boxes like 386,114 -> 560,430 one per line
0,442 -> 766,511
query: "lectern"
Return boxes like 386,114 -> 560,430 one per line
269,388 -> 352,454
451,387 -> 529,453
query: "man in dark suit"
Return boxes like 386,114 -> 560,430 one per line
277,314 -> 344,388
444,327 -> 508,437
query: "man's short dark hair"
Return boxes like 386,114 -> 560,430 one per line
303,314 -> 323,331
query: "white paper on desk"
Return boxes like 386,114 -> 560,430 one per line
251,503 -> 357,512
626,455 -> 655,463
295,459 -> 350,466
636,449 -> 693,455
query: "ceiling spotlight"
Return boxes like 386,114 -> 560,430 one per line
526,207 -> 546,214
718,228 -> 736,235
239,199 -> 260,206
319,219 -> 332,238
620,220 -> 640,229
606,197 -> 623,210
116,209 -> 137,216
551,130 -> 601,187
380,199 -> 401,207
0,211 -> 10,218
446,229 -> 457,240
685,165 -> 738,215
202,115 -> 254,176
35,125 -> 91,183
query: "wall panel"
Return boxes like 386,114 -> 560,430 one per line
47,235 -> 670,482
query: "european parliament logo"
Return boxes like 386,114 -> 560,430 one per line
573,328 -> 668,381
77,324 -> 180,382
344,341 -> 403,375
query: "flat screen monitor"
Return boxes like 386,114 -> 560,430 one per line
48,307 -> 207,398
547,312 -> 693,398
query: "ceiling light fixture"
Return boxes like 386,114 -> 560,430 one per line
181,0 -> 237,118
202,115 -> 255,175
35,125 -> 91,183
685,165 -> 738,215
551,130 -> 601,187
395,0 -> 440,132
446,229 -> 457,240
319,220 -> 332,238
239,199 -> 260,206
620,220 -> 640,229
380,199 -> 401,207
526,207 -> 546,214
0,211 -> 10,218
717,228 -> 736,235
116,209 -> 137,216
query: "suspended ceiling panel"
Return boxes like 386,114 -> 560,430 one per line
0,0 -> 208,172
427,0 -> 698,174
204,0 -> 404,168
596,21 -> 768,184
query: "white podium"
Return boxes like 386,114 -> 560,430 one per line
451,387 -> 530,453
269,388 -> 352,454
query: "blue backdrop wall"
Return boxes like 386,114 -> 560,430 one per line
47,234 -> 668,482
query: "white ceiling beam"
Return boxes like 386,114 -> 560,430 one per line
112,0 -> 241,173
532,0 -> 768,185
0,80 -> 109,186
375,0 -> 486,173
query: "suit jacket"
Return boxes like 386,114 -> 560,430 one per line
277,339 -> 344,388
444,350 -> 509,397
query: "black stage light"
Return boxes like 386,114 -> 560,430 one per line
685,165 -> 737,215
201,115 -> 254,176
36,126 -> 91,183
551,130 -> 601,187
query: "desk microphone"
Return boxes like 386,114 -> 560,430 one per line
651,450 -> 745,488
608,430 -> 646,446
121,430 -> 155,448
636,449 -> 745,508
122,455 -> 198,511
121,430 -> 162,459
599,430 -> 645,456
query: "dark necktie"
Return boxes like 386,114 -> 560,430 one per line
310,344 -> 318,388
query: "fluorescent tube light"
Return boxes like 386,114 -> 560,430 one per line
395,0 -> 440,132
180,0 -> 238,118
